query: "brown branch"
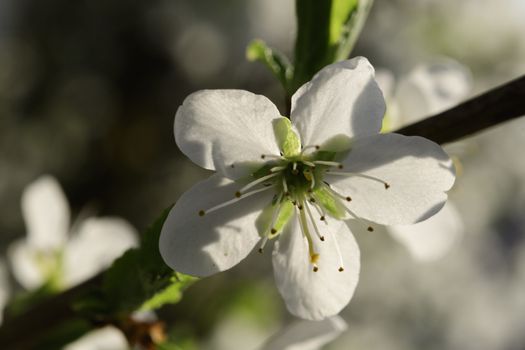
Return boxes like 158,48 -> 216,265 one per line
0,274 -> 103,349
1,75 -> 525,349
394,75 -> 525,144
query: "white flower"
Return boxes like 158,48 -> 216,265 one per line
8,175 -> 138,290
259,316 -> 347,350
0,259 -> 9,325
160,57 -> 455,320
376,59 -> 470,261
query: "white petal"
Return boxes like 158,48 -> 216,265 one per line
175,89 -> 282,177
21,175 -> 70,251
272,218 -> 360,320
291,57 -> 385,149
258,316 -> 347,350
396,59 -> 471,122
388,201 -> 464,261
331,133 -> 455,225
64,326 -> 128,350
63,218 -> 138,287
7,240 -> 45,289
160,174 -> 272,277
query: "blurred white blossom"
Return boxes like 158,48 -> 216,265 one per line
64,326 -> 129,350
8,175 -> 138,290
376,59 -> 471,261
259,316 -> 347,350
0,259 -> 9,325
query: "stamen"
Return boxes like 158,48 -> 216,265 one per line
309,193 -> 329,224
268,193 -> 284,238
324,184 -> 352,202
270,165 -> 287,173
311,253 -> 320,272
328,229 -> 345,272
199,185 -> 275,216
258,235 -> 269,253
343,205 -> 374,232
239,172 -> 280,193
297,204 -> 320,271
260,154 -> 284,160
305,201 -> 325,241
282,177 -> 289,196
300,144 -> 321,156
314,160 -> 343,169
325,171 -> 390,188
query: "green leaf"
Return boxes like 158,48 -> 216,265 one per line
140,274 -> 197,311
292,0 -> 373,94
330,0 -> 359,45
246,39 -> 293,93
292,0 -> 332,93
334,0 -> 374,61
273,117 -> 301,157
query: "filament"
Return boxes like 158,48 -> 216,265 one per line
239,172 -> 280,193
199,185 -> 275,216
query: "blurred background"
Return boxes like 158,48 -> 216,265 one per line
1,0 -> 525,349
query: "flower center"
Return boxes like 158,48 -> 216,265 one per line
196,120 -> 391,273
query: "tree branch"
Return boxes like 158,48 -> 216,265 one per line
0,274 -> 103,349
394,75 -> 525,144
1,75 -> 524,349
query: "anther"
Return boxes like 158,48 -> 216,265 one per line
258,248 -> 263,254
315,145 -> 320,150
298,204 -> 304,210
338,267 -> 344,272
313,266 -> 319,272
384,183 -> 390,189
198,210 -> 205,216
320,216 -> 325,221
230,164 -> 235,168
309,198 -> 316,203
235,191 -> 241,198
261,154 -> 265,159
320,236 -> 325,241
367,226 -> 374,232
270,228 -> 277,234
346,196 -> 352,202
